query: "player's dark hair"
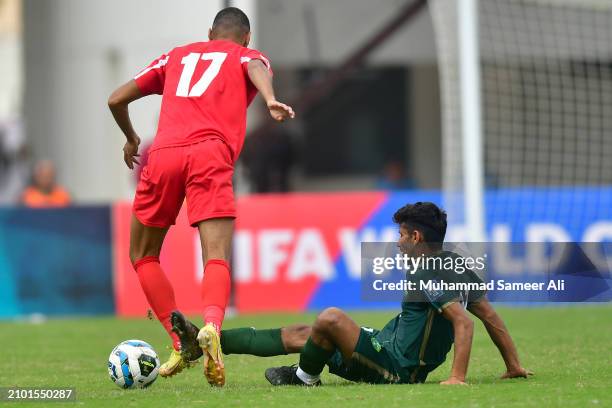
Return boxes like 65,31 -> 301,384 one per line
212,7 -> 250,36
393,202 -> 447,247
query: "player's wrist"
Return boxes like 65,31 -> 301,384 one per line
126,133 -> 140,144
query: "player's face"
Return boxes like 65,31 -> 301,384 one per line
398,224 -> 429,257
398,224 -> 417,256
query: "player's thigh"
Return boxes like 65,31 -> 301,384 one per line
196,217 -> 234,262
129,215 -> 169,263
133,147 -> 186,228
185,139 -> 236,228
313,307 -> 361,359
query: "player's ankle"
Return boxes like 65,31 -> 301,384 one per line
206,322 -> 221,334
296,366 -> 320,385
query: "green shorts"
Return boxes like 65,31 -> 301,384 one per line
326,327 -> 404,384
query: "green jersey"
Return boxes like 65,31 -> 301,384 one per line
374,250 -> 485,383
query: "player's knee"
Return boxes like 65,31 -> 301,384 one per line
314,307 -> 344,333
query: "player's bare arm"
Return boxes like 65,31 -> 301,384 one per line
467,299 -> 533,379
247,59 -> 295,122
440,302 -> 474,385
108,79 -> 143,169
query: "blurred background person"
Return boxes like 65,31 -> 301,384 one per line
375,159 -> 414,191
21,159 -> 71,207
243,125 -> 296,193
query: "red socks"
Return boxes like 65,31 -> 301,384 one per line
201,259 -> 231,334
133,256 -> 230,344
133,256 -> 181,351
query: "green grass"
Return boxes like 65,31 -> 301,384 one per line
0,307 -> 610,407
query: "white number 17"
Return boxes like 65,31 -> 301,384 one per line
176,52 -> 227,97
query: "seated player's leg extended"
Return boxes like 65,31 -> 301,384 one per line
266,307 -> 395,386
221,324 -> 311,356
171,310 -> 310,358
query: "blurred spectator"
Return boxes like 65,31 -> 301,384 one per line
244,126 -> 296,193
375,160 -> 414,190
21,160 -> 71,207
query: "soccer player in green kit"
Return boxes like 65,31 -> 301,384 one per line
173,202 -> 532,385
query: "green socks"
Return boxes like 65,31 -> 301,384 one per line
298,337 -> 335,376
220,327 -> 287,356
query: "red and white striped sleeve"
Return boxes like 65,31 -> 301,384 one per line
133,53 -> 170,95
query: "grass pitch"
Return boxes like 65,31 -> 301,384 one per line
0,306 -> 610,407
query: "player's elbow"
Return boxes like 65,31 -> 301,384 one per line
108,85 -> 134,109
107,91 -> 123,109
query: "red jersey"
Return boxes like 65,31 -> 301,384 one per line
134,39 -> 271,161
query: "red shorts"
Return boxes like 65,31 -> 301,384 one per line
133,139 -> 235,227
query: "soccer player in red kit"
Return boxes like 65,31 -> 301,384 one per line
108,7 -> 294,387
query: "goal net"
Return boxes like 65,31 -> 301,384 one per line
430,0 -> 612,242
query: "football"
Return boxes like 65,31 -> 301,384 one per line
107,340 -> 160,389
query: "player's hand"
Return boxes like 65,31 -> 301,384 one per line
501,367 -> 533,379
123,135 -> 141,170
267,100 -> 295,122
440,377 -> 467,385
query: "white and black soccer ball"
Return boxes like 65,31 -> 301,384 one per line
108,340 -> 160,389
